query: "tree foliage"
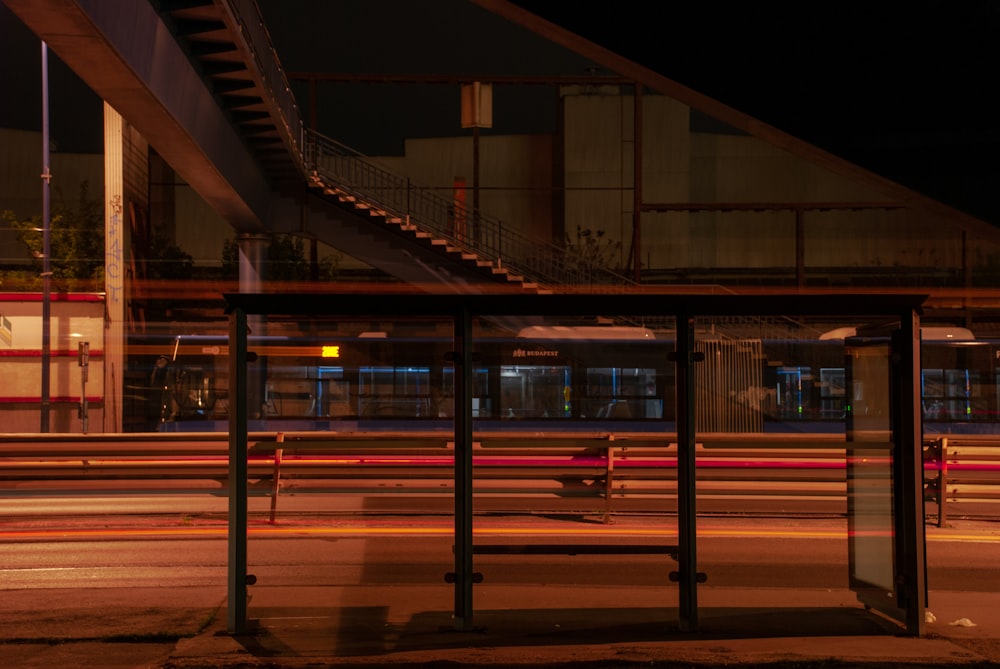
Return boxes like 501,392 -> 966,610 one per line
2,182 -> 104,290
144,227 -> 195,280
1,182 -> 194,290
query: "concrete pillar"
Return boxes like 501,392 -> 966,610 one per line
103,103 -> 125,433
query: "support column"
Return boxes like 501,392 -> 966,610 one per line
103,103 -> 126,433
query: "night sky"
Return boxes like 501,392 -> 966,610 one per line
2,1 -> 997,224
507,0 -> 1000,224
0,3 -> 102,153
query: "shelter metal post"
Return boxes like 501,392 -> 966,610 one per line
675,313 -> 699,631
228,306 -> 249,633
897,308 -> 927,635
453,307 -> 475,630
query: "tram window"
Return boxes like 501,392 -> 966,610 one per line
820,367 -> 845,419
585,367 -> 658,419
319,366 -> 350,418
776,366 -> 813,419
921,342 -> 992,422
944,368 -> 977,421
434,368 -> 490,417
500,365 -> 571,418
358,366 -> 431,417
922,369 -> 945,419
995,368 -> 1000,421
922,368 -> 986,421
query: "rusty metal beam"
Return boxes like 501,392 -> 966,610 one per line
287,72 -> 632,86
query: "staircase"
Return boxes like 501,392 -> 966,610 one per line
305,130 -> 633,294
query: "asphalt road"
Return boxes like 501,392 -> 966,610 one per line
3,513 -> 1000,668
3,514 -> 999,595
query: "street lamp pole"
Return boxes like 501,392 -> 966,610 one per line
461,82 -> 491,244
40,41 -> 52,432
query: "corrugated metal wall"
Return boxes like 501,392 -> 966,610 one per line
695,338 -> 764,433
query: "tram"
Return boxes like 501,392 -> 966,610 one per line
124,324 -> 1000,435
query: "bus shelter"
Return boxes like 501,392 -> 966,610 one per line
223,291 -> 928,637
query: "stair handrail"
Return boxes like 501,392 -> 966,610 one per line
305,130 -> 635,291
222,0 -> 306,176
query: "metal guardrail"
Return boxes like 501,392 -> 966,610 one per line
923,436 -> 1000,527
2,433 -> 996,523
304,130 -> 635,291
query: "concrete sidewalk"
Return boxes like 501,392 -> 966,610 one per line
2,579 -> 999,668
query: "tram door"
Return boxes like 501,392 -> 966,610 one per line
845,330 -> 926,634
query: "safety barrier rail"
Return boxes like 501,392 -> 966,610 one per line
923,435 -> 1000,527
1,432 -> 996,523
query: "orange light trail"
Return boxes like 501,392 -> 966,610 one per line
2,523 -> 995,543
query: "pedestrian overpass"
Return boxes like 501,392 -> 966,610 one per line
5,0 -> 627,294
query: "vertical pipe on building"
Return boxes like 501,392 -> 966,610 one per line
633,83 -> 642,283
308,76 -> 317,130
962,230 -> 971,327
40,42 -> 51,433
473,125 -> 480,243
795,207 -> 805,287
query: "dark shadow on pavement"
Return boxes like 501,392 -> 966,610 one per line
236,605 -> 902,659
